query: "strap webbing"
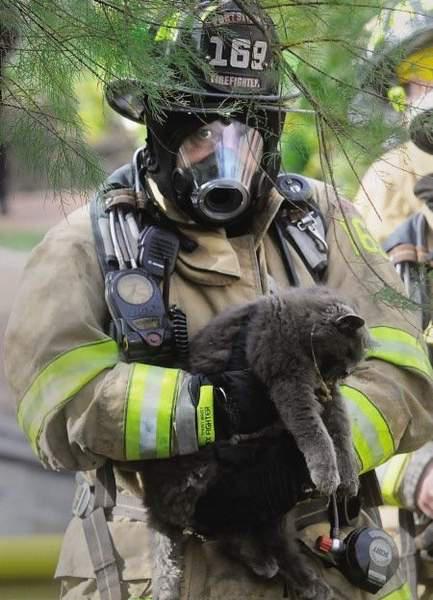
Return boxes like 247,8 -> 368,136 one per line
81,463 -> 122,600
95,461 -> 116,509
82,507 -> 122,600
398,508 -> 418,600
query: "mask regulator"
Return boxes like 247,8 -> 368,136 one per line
316,494 -> 399,593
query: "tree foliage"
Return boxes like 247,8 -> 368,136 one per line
0,0 -> 410,195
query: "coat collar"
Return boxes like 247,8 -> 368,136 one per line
146,177 -> 284,285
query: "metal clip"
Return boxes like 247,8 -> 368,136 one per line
72,476 -> 94,518
296,212 -> 328,253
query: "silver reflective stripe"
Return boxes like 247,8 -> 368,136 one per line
139,367 -> 165,457
174,373 -> 199,455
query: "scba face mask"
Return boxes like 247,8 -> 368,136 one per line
173,119 -> 264,225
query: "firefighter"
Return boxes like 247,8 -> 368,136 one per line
354,1 -> 433,244
353,4 -> 433,597
4,2 -> 433,599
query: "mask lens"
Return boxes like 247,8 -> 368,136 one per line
176,119 -> 263,222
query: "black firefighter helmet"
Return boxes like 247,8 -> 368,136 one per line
106,1 -> 299,226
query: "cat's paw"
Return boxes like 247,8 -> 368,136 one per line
309,463 -> 340,496
338,474 -> 359,498
248,557 -> 279,579
337,454 -> 360,497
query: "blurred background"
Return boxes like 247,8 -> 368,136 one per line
0,77 -> 141,599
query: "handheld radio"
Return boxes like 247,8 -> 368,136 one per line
105,225 -> 186,364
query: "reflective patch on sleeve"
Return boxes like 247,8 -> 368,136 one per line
341,384 -> 395,473
17,339 -> 119,455
174,373 -> 200,456
196,385 -> 215,447
367,326 -> 433,380
125,364 -> 180,460
378,454 -> 411,507
339,216 -> 387,256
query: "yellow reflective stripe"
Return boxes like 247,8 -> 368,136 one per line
125,364 -> 147,460
341,384 -> 395,473
125,364 -> 180,460
349,418 -> 372,473
17,339 -> 119,453
367,326 -> 433,379
380,582 -> 411,600
155,12 -> 181,42
196,385 -> 215,447
380,454 -> 411,507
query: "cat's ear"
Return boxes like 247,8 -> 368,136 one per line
335,313 -> 365,332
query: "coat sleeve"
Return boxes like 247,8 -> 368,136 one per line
376,444 -> 433,508
3,206 -> 210,471
353,159 -> 394,244
354,144 -> 428,245
318,190 -> 433,474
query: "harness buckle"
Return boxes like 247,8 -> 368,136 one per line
297,212 -> 328,253
72,475 -> 94,518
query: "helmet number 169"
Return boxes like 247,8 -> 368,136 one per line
209,36 -> 268,71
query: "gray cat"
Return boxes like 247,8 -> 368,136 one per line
141,286 -> 368,600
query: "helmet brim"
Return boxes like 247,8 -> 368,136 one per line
105,79 -> 302,123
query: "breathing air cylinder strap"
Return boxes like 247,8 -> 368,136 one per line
73,462 -> 151,599
398,509 -> 418,599
78,462 -> 121,600
275,173 -> 328,284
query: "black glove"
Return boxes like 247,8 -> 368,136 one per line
191,370 -> 278,440
414,173 -> 433,210
193,433 -> 312,535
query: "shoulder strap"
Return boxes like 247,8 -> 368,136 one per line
90,159 -> 150,277
90,193 -> 116,277
384,212 -> 432,330
275,172 -> 328,284
383,212 -> 427,260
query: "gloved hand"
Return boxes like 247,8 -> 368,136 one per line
190,370 -> 278,441
193,433 -> 312,535
414,173 -> 433,210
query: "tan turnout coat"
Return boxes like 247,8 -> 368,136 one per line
355,141 -> 433,244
